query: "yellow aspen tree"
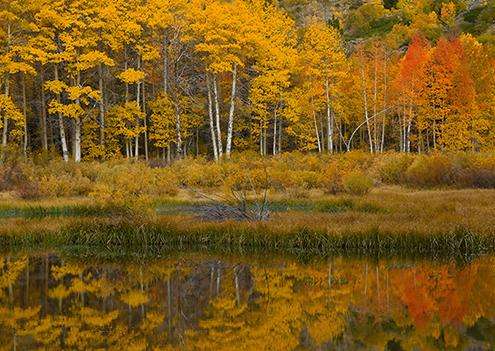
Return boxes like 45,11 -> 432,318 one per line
250,4 -> 297,156
188,0 -> 264,158
0,0 -> 35,152
300,19 -> 346,153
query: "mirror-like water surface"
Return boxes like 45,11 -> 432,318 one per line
0,253 -> 494,350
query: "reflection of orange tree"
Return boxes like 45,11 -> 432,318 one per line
389,259 -> 495,350
325,258 -> 495,350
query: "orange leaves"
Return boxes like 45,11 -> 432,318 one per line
393,33 -> 493,151
397,35 -> 430,94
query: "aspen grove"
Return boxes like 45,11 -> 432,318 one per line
0,0 -> 494,162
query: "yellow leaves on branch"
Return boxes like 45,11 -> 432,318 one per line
44,80 -> 68,94
189,0 -> 264,73
66,86 -> 100,102
48,101 -> 83,119
75,51 -> 114,71
46,84 -> 100,119
118,68 -> 145,84
0,95 -> 24,138
107,101 -> 145,140
149,94 -> 176,148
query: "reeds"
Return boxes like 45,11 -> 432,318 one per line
1,216 -> 493,259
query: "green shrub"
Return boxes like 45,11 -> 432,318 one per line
343,171 -> 374,196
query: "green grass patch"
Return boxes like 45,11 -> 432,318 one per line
155,198 -> 385,215
0,204 -> 118,219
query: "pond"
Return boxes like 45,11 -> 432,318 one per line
0,252 -> 494,350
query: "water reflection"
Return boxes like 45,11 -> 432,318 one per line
0,254 -> 494,350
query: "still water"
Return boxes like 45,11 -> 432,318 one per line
0,253 -> 494,350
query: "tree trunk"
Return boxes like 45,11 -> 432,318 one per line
325,78 -> 333,153
381,51 -> 388,153
361,67 -> 373,153
407,107 -> 412,153
314,111 -> 322,153
272,110 -> 277,155
135,56 -> 141,160
142,80 -> 149,161
163,34 -> 169,94
2,76 -> 9,149
2,24 -> 11,151
206,75 -> 218,161
260,121 -> 264,156
22,74 -> 28,156
213,75 -> 223,158
74,72 -> 82,162
40,67 -> 48,150
373,50 -> 379,152
174,100 -> 182,158
54,66 -> 69,162
263,127 -> 267,156
124,47 -> 129,103
98,64 -> 105,145
225,64 -> 237,159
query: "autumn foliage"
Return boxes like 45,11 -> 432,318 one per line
0,0 -> 493,162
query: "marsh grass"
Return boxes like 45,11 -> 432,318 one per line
0,204 -> 117,219
1,217 -> 492,259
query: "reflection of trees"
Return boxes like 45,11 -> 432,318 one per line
0,255 -> 493,350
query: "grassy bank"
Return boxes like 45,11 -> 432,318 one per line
0,188 -> 494,258
0,215 -> 492,259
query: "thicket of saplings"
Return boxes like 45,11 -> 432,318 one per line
1,150 -> 494,203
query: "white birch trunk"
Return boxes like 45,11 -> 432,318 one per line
225,64 -> 237,159
325,78 -> 333,153
74,72 -> 82,162
361,67 -> 373,153
314,111 -> 322,153
213,75 -> 223,158
54,66 -> 69,162
207,75 -> 218,161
